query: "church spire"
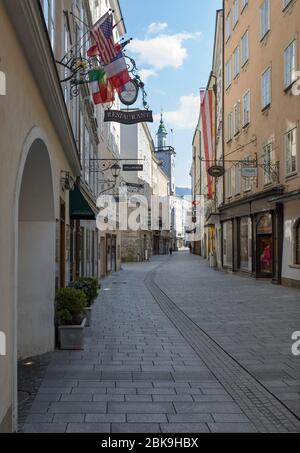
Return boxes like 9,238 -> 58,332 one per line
157,111 -> 167,136
156,111 -> 168,148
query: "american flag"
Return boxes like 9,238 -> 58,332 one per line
91,13 -> 117,66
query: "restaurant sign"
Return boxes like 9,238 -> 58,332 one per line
104,109 -> 153,125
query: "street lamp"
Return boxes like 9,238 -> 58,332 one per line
111,162 -> 121,180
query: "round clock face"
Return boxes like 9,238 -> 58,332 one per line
118,80 -> 139,106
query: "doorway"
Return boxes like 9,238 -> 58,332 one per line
257,214 -> 273,277
111,235 -> 117,272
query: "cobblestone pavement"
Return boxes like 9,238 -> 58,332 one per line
21,254 -> 300,433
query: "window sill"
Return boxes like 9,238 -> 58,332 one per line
241,4 -> 248,14
289,264 -> 300,269
242,122 -> 250,130
261,103 -> 271,113
241,60 -> 249,70
283,0 -> 296,13
260,30 -> 270,44
263,181 -> 273,188
285,172 -> 298,181
284,80 -> 297,93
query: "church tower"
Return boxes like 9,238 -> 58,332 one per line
157,113 -> 168,148
155,113 -> 176,195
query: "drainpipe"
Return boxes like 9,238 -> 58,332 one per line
221,2 -> 225,269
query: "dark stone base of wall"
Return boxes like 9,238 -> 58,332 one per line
282,277 -> 300,289
0,406 -> 12,433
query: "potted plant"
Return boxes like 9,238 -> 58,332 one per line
56,288 -> 87,350
69,277 -> 100,327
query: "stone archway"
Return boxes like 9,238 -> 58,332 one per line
12,132 -> 56,431
17,137 -> 55,358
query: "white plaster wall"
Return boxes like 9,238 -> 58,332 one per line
18,222 -> 55,359
282,200 -> 300,282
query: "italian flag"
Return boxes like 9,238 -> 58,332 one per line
89,69 -> 115,104
104,53 -> 131,90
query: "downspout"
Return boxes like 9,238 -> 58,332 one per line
222,2 -> 225,207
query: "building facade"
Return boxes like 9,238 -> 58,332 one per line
120,121 -> 155,262
0,0 -> 126,431
221,0 -> 300,286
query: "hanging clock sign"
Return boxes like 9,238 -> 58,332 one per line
118,80 -> 139,106
208,165 -> 225,178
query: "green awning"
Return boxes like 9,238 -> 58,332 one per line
70,187 -> 97,220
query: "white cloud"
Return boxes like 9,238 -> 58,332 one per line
130,32 -> 202,70
154,94 -> 200,130
147,22 -> 168,34
139,68 -> 158,82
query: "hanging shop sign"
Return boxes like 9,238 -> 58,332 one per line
123,164 -> 144,172
104,109 -> 153,125
242,166 -> 258,178
208,165 -> 225,178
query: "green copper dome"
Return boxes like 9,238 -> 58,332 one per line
157,113 -> 167,135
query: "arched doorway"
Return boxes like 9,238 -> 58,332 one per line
257,213 -> 273,277
17,138 -> 55,359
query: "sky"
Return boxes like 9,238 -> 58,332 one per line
120,0 -> 222,188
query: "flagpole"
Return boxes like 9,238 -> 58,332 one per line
69,11 -> 90,29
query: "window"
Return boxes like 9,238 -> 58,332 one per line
285,126 -> 297,176
241,0 -> 248,12
235,164 -> 241,194
263,143 -> 273,185
226,59 -> 232,89
233,0 -> 239,27
284,40 -> 297,89
261,67 -> 271,109
84,126 -> 90,184
226,168 -> 233,198
243,156 -> 252,191
41,0 -> 56,48
260,0 -> 270,39
234,102 -> 241,135
241,30 -> 249,66
226,12 -> 231,41
243,90 -> 250,126
233,46 -> 240,78
79,112 -> 84,166
295,220 -> 300,265
227,111 -> 233,142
